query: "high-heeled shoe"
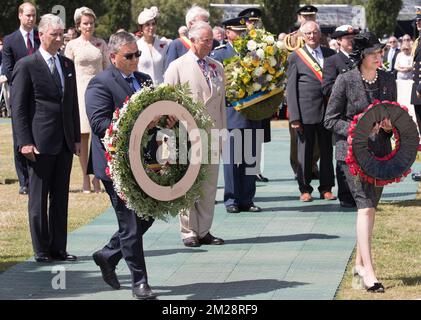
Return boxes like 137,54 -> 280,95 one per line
351,266 -> 365,290
366,282 -> 385,293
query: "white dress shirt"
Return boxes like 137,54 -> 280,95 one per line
38,47 -> 64,89
19,27 -> 34,49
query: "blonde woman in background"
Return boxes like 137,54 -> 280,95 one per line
136,6 -> 169,85
65,7 -> 109,193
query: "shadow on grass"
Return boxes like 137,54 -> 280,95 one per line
387,276 -> 421,287
380,199 -> 421,207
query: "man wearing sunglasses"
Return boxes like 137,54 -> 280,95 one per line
85,31 -> 156,300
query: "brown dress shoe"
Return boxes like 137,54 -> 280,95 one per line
300,193 -> 313,202
199,233 -> 224,245
320,191 -> 337,200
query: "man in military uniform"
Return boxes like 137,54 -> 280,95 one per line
211,17 -> 262,214
238,7 -> 270,183
285,5 -> 318,52
322,25 -> 359,208
411,7 -> 421,181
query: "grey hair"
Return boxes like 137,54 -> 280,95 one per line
185,5 -> 209,27
108,31 -> 136,54
38,14 -> 64,34
189,21 -> 212,41
300,20 -> 320,33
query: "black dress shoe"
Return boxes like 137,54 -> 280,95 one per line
199,233 -> 224,245
412,172 -> 421,181
226,205 -> 240,213
133,283 -> 156,300
239,205 -> 262,212
35,254 -> 52,263
366,282 -> 385,293
19,186 -> 28,195
51,251 -> 77,261
93,250 -> 120,289
183,237 -> 201,247
256,174 -> 269,182
340,201 -> 357,208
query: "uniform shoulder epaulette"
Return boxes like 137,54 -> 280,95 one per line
214,44 -> 227,50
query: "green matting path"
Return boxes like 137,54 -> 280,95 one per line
0,128 -> 419,300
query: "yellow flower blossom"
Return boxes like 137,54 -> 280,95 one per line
238,88 -> 246,99
265,46 -> 275,56
242,74 -> 251,85
263,61 -> 270,71
268,67 -> 276,75
249,29 -> 257,39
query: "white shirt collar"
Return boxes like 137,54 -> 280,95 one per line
120,72 -> 135,79
188,49 -> 206,63
19,27 -> 33,38
305,44 -> 321,54
38,47 -> 58,63
340,49 -> 350,58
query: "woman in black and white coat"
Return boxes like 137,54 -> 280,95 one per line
324,32 -> 397,293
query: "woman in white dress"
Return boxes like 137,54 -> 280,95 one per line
136,6 -> 170,85
65,7 -> 109,193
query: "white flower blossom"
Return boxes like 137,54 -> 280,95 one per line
266,74 -> 274,82
253,67 -> 264,77
265,35 -> 275,45
247,40 -> 257,51
256,48 -> 265,60
276,41 -> 286,50
252,83 -> 262,92
269,56 -> 277,67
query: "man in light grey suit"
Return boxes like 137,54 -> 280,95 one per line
164,21 -> 227,248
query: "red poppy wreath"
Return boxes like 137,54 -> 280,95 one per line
345,100 -> 419,186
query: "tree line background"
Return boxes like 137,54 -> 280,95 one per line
0,0 -> 403,41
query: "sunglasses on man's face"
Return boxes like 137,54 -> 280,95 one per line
121,50 -> 141,60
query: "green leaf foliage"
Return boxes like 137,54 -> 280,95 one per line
366,0 -> 402,37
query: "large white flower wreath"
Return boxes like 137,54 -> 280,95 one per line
103,84 -> 214,221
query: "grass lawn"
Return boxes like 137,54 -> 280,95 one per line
0,122 -> 109,272
335,198 -> 421,300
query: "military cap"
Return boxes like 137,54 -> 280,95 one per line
296,5 -> 318,16
416,6 -> 421,20
222,17 -> 248,31
238,7 -> 262,21
331,25 -> 359,39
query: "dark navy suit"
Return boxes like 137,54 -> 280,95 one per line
11,50 -> 80,257
85,65 -> 154,287
2,29 -> 40,190
211,43 -> 261,208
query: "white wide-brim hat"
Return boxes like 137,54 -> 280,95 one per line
138,6 -> 159,25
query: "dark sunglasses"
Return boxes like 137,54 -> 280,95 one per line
122,51 -> 141,60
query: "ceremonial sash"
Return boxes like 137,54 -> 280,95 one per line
179,36 -> 192,50
296,48 -> 323,83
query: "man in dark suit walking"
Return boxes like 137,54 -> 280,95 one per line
11,14 -> 80,263
322,25 -> 359,208
86,31 -> 156,300
2,2 -> 40,195
286,21 -> 336,202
